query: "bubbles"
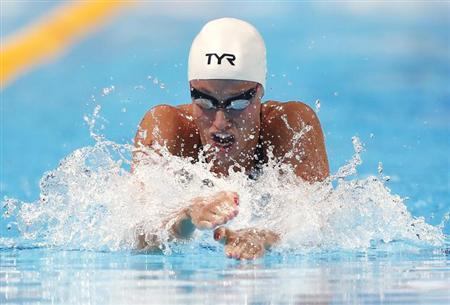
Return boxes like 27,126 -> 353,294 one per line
2,198 -> 18,218
83,105 -> 105,142
377,162 -> 391,182
378,161 -> 384,175
315,99 -> 321,113
102,85 -> 115,96
148,75 -> 166,91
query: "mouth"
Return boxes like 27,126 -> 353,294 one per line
211,132 -> 235,150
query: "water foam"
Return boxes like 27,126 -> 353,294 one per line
1,108 -> 445,253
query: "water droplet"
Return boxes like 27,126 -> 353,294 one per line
378,162 -> 383,175
102,85 -> 115,96
315,99 -> 321,112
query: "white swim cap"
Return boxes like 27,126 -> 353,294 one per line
188,18 -> 266,88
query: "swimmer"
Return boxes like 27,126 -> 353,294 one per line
133,18 -> 329,259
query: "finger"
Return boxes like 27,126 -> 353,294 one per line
241,251 -> 258,260
214,227 -> 227,242
216,191 -> 239,207
237,243 -> 255,260
221,230 -> 240,259
224,243 -> 234,258
208,212 -> 230,227
207,203 -> 232,217
209,204 -> 237,221
226,238 -> 243,259
214,227 -> 236,243
231,192 -> 239,206
243,244 -> 263,260
196,220 -> 214,230
211,214 -> 228,227
202,210 -> 223,223
224,228 -> 238,242
224,191 -> 239,206
235,241 -> 251,260
197,209 -> 229,227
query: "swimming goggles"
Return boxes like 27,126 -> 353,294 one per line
191,86 -> 258,111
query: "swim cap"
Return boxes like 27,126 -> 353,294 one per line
188,18 -> 266,88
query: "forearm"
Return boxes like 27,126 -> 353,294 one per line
166,207 -> 196,240
136,191 -> 238,249
134,208 -> 194,251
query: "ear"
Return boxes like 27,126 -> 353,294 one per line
258,84 -> 265,98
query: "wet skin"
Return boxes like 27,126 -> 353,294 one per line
133,79 -> 329,259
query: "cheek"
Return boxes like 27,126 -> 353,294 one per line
193,107 -> 212,127
235,109 -> 260,130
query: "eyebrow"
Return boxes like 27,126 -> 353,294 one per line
190,87 -> 257,103
190,88 -> 218,101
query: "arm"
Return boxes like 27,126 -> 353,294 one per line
132,104 -> 208,250
261,101 -> 329,182
135,191 -> 240,250
210,101 -> 328,258
132,104 -> 200,172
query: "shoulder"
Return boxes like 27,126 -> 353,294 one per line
139,103 -> 193,126
261,100 -> 319,124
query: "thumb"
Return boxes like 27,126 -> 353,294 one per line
213,227 -> 236,244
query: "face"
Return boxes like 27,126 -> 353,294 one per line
190,79 -> 263,174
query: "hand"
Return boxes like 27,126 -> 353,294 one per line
214,227 -> 280,260
187,191 -> 239,230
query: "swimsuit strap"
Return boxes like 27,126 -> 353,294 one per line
248,111 -> 266,180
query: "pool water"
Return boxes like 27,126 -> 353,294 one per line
1,247 -> 449,304
1,2 -> 449,304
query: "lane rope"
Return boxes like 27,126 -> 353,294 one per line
1,1 -> 131,88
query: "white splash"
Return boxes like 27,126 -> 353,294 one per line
1,109 -> 445,253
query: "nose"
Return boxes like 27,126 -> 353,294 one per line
212,110 -> 231,130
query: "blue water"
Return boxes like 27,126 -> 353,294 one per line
1,2 -> 449,304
